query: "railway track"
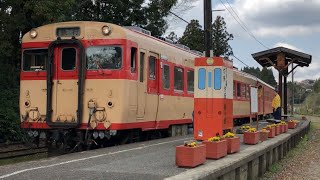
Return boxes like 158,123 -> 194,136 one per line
0,143 -> 48,160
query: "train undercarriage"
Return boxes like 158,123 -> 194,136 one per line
26,124 -> 191,154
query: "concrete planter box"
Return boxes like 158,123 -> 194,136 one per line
266,127 -> 275,138
275,126 -> 280,135
243,131 -> 260,145
288,121 -> 297,129
176,144 -> 206,168
279,124 -> 285,133
282,124 -> 288,132
259,130 -> 269,142
203,140 -> 227,159
225,137 -> 240,154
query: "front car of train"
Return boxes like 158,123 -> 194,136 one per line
20,21 -> 142,149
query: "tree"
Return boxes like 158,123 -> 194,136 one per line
212,16 -> 233,57
0,0 -> 179,142
179,19 -> 204,52
72,0 -> 177,36
242,67 -> 276,87
260,67 -> 277,87
313,79 -> 320,93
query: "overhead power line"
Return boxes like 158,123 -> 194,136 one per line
231,54 -> 249,67
169,11 -> 189,24
219,0 -> 270,50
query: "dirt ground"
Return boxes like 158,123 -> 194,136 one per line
262,116 -> 320,180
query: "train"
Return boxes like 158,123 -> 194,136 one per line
19,21 -> 275,151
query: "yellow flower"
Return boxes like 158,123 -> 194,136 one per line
223,132 -> 235,138
266,125 -> 273,129
271,124 -> 277,127
280,121 -> 286,125
208,136 -> 221,142
261,128 -> 269,132
247,128 -> 256,132
184,141 -> 197,147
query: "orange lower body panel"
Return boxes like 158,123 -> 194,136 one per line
194,98 -> 233,141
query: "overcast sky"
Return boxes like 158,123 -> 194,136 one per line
166,0 -> 319,82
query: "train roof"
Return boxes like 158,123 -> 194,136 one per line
233,68 -> 275,90
22,21 -> 202,57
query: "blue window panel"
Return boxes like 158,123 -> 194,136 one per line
198,68 -> 206,90
208,72 -> 212,87
214,68 -> 221,90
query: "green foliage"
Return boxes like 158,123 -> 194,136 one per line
72,0 -> 177,36
242,67 -> 277,87
212,16 -> 233,57
178,19 -> 204,52
313,79 -> 320,93
0,0 -> 178,142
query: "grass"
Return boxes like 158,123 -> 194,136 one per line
0,152 -> 47,166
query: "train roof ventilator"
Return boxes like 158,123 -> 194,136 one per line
194,57 -> 234,140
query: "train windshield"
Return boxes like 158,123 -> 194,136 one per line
86,46 -> 122,70
22,49 -> 48,71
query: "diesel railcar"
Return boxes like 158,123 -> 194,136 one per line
20,21 -> 198,150
20,21 -> 275,151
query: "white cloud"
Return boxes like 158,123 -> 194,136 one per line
215,0 -> 320,38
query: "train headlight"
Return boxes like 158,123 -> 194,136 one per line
98,131 -> 105,139
102,25 -> 112,35
33,131 -> 39,137
29,29 -> 38,38
93,131 -> 99,139
206,58 -> 214,65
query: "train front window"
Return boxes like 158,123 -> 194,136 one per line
86,46 -> 122,70
61,48 -> 76,70
22,49 -> 48,71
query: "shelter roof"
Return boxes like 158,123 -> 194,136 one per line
251,47 -> 312,68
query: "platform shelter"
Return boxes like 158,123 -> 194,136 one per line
251,47 -> 312,117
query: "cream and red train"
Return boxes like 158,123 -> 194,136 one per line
19,21 -> 275,148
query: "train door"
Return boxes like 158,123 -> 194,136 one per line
137,50 -> 147,119
46,40 -> 85,128
52,45 -> 79,124
145,52 -> 159,123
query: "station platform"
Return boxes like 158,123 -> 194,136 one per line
0,119 -> 310,180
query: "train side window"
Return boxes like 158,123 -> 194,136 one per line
233,81 -> 236,98
61,48 -> 76,70
139,52 -> 145,82
246,85 -> 250,99
241,84 -> 246,98
163,65 -> 170,89
174,66 -> 184,91
131,47 -> 137,72
237,82 -> 241,97
214,68 -> 221,90
187,70 -> 194,92
149,56 -> 156,80
198,68 -> 206,90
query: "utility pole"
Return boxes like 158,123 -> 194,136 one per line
291,63 -> 294,115
204,0 -> 212,57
